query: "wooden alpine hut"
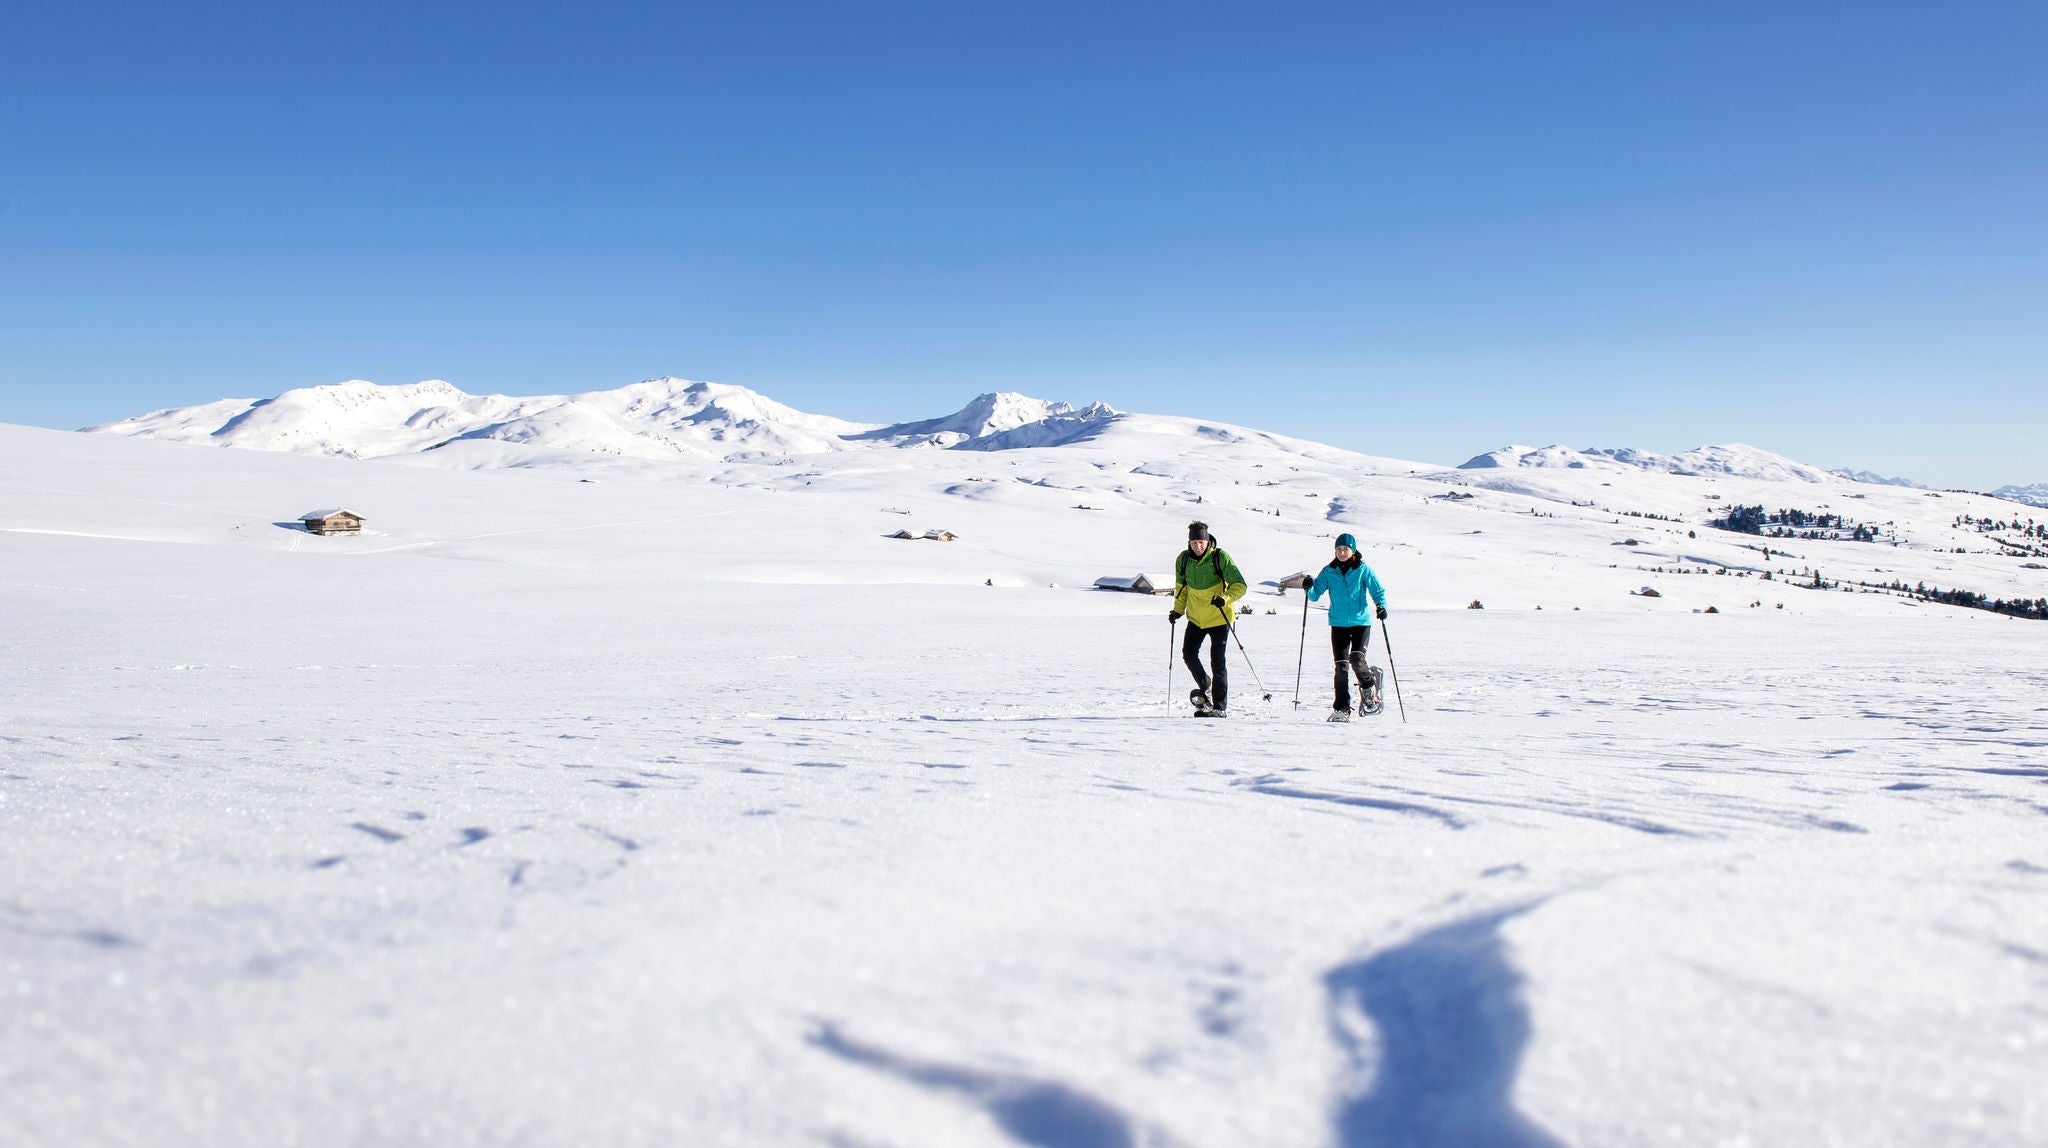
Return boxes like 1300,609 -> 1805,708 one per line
300,509 -> 365,536
1093,574 -> 1159,594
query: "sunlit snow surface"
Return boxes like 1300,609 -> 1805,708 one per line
3,422 -> 2045,1147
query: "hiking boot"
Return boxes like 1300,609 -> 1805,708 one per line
1358,672 -> 1385,716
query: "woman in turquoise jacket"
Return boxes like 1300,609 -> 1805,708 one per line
1304,533 -> 1388,719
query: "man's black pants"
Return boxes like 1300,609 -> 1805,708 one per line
1183,622 -> 1229,709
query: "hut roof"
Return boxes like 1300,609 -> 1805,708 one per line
299,509 -> 363,521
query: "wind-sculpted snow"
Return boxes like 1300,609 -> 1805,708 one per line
2,422 -> 2045,1145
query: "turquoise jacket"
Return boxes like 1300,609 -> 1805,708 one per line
1306,559 -> 1387,627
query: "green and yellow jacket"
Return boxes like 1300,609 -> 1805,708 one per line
1173,543 -> 1248,629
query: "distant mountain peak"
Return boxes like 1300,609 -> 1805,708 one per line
950,400 -> 1122,452
1831,468 -> 1926,489
1461,442 -> 1837,483
855,392 -> 1083,446
1993,482 -> 2048,509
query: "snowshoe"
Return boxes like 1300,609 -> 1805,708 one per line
1327,708 -> 1352,723
1189,687 -> 1214,716
1359,667 -> 1386,716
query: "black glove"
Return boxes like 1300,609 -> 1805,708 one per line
1168,610 -> 1182,623
1301,576 -> 1314,592
1210,596 -> 1226,608
1376,604 -> 1388,620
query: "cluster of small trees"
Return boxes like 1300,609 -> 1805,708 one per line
1954,515 -> 2044,539
1853,579 -> 2048,621
1712,504 -> 1879,541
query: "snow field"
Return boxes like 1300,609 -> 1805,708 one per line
2,421 -> 2045,1146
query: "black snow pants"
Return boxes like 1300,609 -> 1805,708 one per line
1331,625 -> 1371,711
1183,621 -> 1229,709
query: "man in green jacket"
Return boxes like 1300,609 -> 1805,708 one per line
1170,521 -> 1248,716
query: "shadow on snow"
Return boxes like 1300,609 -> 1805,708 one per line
808,1022 -> 1143,1148
1324,904 -> 1567,1148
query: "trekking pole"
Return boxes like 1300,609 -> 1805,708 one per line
1166,616 -> 1178,708
1225,612 -> 1273,702
1380,614 -> 1407,723
1292,590 -> 1309,709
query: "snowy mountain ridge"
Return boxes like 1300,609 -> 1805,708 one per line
88,378 -> 884,462
1992,483 -> 2048,509
1830,468 -> 1925,489
1460,442 -> 1840,484
85,378 -> 2043,501
89,378 -> 1142,463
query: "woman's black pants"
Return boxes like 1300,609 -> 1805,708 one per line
1331,625 -> 1371,710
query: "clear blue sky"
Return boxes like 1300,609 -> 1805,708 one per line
3,1 -> 2043,488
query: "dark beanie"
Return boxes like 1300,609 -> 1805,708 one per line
1188,521 -> 1211,542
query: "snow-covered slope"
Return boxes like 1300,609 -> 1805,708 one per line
4,418 -> 2046,1147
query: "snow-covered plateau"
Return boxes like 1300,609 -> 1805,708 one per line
5,381 -> 2047,1147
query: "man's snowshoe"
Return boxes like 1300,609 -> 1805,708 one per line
1189,687 -> 1213,715
1359,667 -> 1386,716
1327,708 -> 1352,723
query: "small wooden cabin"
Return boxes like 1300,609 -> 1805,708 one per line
300,509 -> 364,536
1093,574 -> 1157,594
1276,572 -> 1312,591
922,529 -> 957,542
887,529 -> 918,539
